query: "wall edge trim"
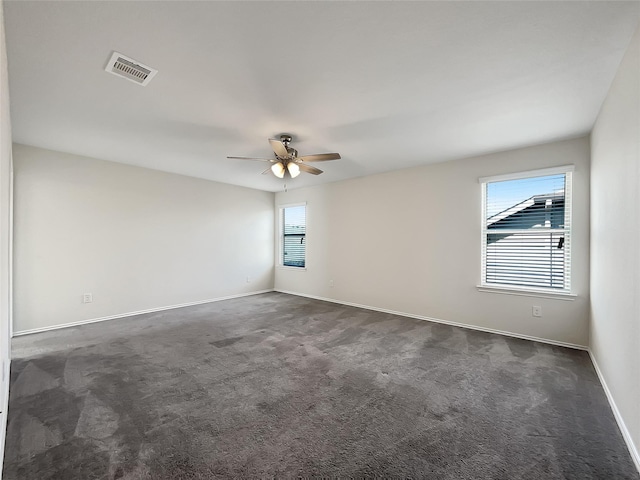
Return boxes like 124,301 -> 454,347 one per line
0,358 -> 10,480
588,350 -> 640,474
275,289 -> 588,351
13,290 -> 274,337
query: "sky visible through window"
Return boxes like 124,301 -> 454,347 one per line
486,174 -> 566,218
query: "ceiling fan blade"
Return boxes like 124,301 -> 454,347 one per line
297,162 -> 323,175
269,138 -> 289,158
227,156 -> 274,162
261,167 -> 272,175
297,153 -> 341,162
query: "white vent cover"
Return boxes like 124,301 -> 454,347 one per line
105,52 -> 157,86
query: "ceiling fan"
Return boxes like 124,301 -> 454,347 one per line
227,134 -> 341,179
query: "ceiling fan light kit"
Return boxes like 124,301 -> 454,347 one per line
228,134 -> 341,180
271,162 -> 286,178
287,162 -> 300,178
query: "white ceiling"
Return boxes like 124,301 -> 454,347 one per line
4,1 -> 639,192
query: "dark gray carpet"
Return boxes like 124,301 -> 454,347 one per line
3,292 -> 638,479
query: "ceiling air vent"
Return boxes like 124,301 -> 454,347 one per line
105,52 -> 157,86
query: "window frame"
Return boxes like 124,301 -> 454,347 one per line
478,165 -> 575,299
277,202 -> 307,270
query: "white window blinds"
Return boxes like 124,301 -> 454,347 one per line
282,205 -> 306,268
481,168 -> 572,291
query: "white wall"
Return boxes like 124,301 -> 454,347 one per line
276,136 -> 590,347
590,26 -> 640,469
0,0 -> 12,471
13,144 -> 274,333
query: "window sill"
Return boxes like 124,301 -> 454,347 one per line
476,285 -> 576,301
277,265 -> 307,271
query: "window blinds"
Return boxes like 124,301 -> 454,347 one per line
283,205 -> 306,267
482,171 -> 572,291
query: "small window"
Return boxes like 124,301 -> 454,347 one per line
481,166 -> 572,292
280,204 -> 306,268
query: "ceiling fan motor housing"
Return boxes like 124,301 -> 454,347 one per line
285,148 -> 297,158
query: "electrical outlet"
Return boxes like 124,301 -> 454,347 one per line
532,306 -> 542,317
83,293 -> 93,304
329,279 -> 334,288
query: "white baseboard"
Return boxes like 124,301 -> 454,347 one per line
588,350 -> 640,474
13,289 -> 274,337
275,289 -> 588,351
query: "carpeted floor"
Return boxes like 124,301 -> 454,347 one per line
3,292 -> 638,479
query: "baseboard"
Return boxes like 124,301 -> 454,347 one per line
13,289 -> 274,337
275,289 -> 588,351
588,350 -> 640,474
0,357 -> 10,480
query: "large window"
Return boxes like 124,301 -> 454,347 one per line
280,204 -> 306,268
480,166 -> 572,293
